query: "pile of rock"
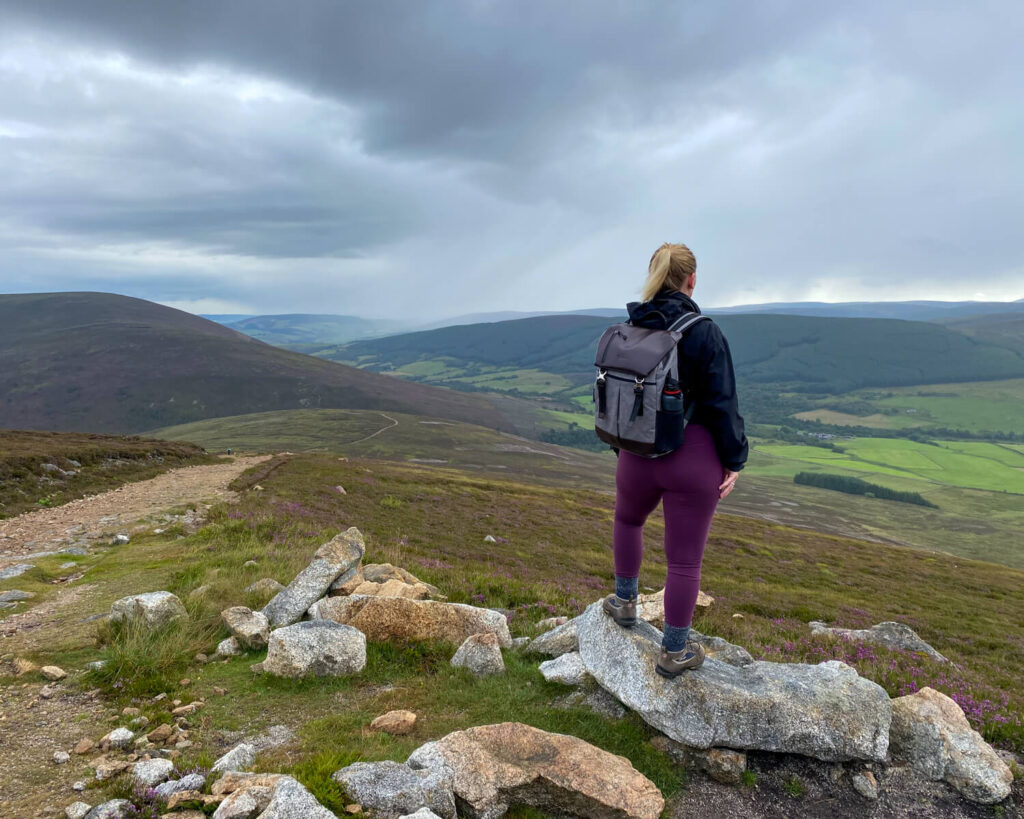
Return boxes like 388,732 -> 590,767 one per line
219,527 -> 515,679
525,600 -> 1013,806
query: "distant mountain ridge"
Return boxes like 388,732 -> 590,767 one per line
710,298 -> 1024,320
0,292 -> 540,435
321,312 -> 1024,395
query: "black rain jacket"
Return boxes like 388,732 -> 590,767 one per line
626,288 -> 748,471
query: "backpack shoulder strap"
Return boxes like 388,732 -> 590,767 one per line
667,311 -> 710,334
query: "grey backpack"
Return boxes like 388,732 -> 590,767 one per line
593,312 -> 709,457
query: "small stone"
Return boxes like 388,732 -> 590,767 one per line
344,805 -> 361,815
732,613 -> 745,619
73,781 -> 87,791
109,591 -> 187,630
111,534 -> 130,546
212,686 -> 227,696
147,724 -> 173,743
132,757 -> 174,787
538,651 -> 590,686
54,750 -> 71,764
703,748 -> 747,784
450,632 -> 505,675
483,535 -> 497,543
74,737 -> 96,755
0,590 -> 34,603
243,560 -> 259,568
536,616 -> 569,631
370,710 -> 417,736
100,727 -> 134,751
179,677 -> 192,686
216,636 -> 243,657
336,485 -> 347,495
41,684 -> 59,699
171,701 -> 203,717
65,802 -> 92,819
122,707 -> 140,717
85,660 -> 106,671
93,758 -> 130,781
852,770 -> 879,799
211,743 -> 257,773
151,692 -> 167,702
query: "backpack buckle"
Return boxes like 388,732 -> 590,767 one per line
633,376 -> 645,394
596,369 -> 607,383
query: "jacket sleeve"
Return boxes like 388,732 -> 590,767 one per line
696,323 -> 748,471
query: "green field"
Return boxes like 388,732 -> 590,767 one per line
754,437 -> 1024,495
796,378 -> 1024,434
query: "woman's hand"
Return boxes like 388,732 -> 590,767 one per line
719,469 -> 739,499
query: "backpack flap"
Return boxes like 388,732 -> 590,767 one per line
594,324 -> 680,378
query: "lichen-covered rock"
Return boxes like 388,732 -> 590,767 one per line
332,760 -> 456,819
109,591 -> 187,630
100,727 -> 135,751
261,527 -> 365,627
576,602 -> 891,762
253,620 -> 366,678
250,776 -> 335,818
213,786 -> 274,818
42,665 -> 68,681
890,686 -> 1011,804
525,618 -> 578,657
65,803 -> 92,819
538,651 -> 590,686
450,632 -> 505,675
809,621 -> 948,663
215,636 -> 243,658
0,589 -> 34,603
211,742 -> 257,773
310,595 -> 511,648
398,810 -> 444,819
83,799 -> 130,818
155,773 -> 206,798
132,757 -> 174,787
221,606 -> 270,650
406,722 -> 664,819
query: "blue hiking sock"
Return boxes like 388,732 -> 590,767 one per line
614,575 -> 638,601
662,623 -> 691,653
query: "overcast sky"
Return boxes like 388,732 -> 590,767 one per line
1,1 -> 1022,319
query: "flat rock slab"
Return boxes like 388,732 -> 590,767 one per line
406,722 -> 665,819
261,527 -> 365,628
526,618 -> 578,657
254,620 -> 366,678
809,620 -> 948,663
310,595 -> 511,648
576,602 -> 891,762
333,759 -> 456,819
0,564 -> 34,580
890,686 -> 1012,804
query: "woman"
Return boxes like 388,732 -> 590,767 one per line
603,242 -> 748,678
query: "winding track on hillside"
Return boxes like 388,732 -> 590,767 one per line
0,455 -> 271,566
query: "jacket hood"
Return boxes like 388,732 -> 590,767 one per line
626,289 -> 701,329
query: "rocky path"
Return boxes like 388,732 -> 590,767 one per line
0,455 -> 271,568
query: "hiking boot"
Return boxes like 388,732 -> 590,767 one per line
602,594 -> 637,628
655,641 -> 706,678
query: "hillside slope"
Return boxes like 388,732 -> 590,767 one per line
321,312 -> 1024,394
0,293 -> 539,435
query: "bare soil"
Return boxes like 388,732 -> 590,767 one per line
0,456 -> 271,567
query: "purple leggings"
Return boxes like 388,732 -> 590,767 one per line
613,423 -> 722,629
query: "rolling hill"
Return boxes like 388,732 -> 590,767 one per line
0,292 -> 543,435
711,298 -> 1024,321
318,312 -> 1024,395
216,313 -> 405,347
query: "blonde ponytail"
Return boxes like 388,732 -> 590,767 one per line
641,242 -> 696,302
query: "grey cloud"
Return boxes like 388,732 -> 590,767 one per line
0,1 -> 1022,317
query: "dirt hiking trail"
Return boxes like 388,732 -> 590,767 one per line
0,455 -> 271,567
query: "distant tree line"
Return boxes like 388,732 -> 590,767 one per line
794,471 -> 938,508
540,424 -> 608,452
